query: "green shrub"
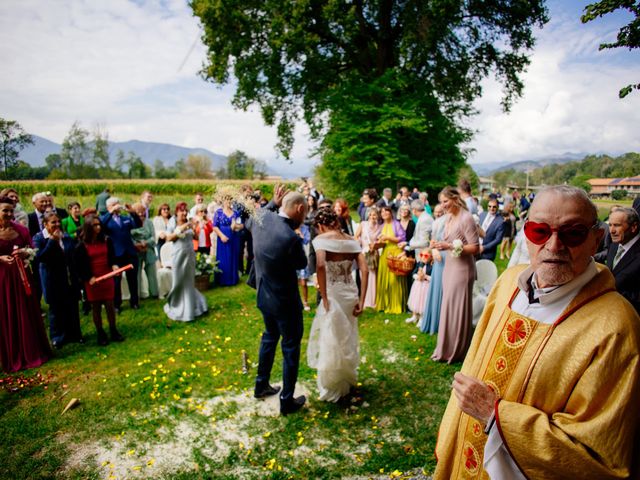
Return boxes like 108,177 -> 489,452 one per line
611,189 -> 628,200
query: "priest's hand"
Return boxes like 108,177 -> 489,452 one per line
452,372 -> 496,425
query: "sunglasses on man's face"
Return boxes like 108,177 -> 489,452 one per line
524,221 -> 597,248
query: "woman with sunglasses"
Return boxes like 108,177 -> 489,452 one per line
74,215 -> 123,346
430,187 -> 479,363
153,203 -> 173,257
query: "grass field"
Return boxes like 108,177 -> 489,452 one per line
2,184 -> 523,479
1,274 -> 466,480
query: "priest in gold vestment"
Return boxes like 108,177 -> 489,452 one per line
434,186 -> 640,479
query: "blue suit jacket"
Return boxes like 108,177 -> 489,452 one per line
478,212 -> 504,260
99,212 -> 141,257
247,210 -> 307,316
33,232 -> 80,303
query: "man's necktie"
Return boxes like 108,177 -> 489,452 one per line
612,245 -> 625,269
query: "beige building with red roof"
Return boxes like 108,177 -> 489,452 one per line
588,176 -> 640,198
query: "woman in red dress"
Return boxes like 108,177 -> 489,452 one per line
74,214 -> 123,346
0,196 -> 51,372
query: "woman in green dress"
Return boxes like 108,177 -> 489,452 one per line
61,201 -> 84,239
375,206 -> 408,314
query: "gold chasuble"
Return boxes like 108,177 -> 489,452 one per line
434,264 -> 640,480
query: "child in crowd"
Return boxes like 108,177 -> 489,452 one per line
405,249 -> 431,324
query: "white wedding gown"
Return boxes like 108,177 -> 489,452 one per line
307,237 -> 362,402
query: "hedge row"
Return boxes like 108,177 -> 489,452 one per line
0,179 -> 295,199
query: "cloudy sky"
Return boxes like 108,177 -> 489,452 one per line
1,0 -> 639,174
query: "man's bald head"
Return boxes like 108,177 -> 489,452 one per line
282,192 -> 307,228
531,186 -> 598,224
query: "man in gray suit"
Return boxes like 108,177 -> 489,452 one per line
247,188 -> 308,415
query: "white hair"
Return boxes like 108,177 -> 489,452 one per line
106,197 -> 120,207
534,186 -> 598,223
31,192 -> 46,203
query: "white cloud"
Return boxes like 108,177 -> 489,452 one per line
0,0 -> 317,170
0,0 -> 637,174
466,2 -> 640,165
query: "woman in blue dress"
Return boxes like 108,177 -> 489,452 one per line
212,197 -> 243,286
419,203 -> 446,335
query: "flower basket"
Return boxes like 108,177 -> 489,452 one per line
386,254 -> 415,276
195,274 -> 211,292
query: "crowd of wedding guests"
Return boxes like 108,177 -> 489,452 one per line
1,181 -> 639,374
303,181 -> 640,367
0,185 -> 271,372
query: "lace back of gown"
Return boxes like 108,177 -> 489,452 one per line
307,237 -> 362,402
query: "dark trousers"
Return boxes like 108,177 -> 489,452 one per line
239,230 -> 253,274
256,308 -> 303,403
48,289 -> 82,344
114,253 -> 139,309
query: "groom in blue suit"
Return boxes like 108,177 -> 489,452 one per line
247,188 -> 308,415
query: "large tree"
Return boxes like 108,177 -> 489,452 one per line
0,118 -> 34,179
217,150 -> 267,179
582,1 -> 640,98
59,121 -> 94,177
192,0 -> 548,194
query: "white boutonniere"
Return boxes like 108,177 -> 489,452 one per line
451,239 -> 464,258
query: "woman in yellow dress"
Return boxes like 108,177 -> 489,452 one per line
375,206 -> 408,314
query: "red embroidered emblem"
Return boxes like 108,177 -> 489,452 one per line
473,422 -> 481,436
464,445 -> 478,472
503,317 -> 530,348
495,356 -> 507,373
507,319 -> 526,343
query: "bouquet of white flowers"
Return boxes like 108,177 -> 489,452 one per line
195,252 -> 220,276
451,239 -> 464,258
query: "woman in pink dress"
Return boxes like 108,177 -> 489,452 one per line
74,214 -> 123,346
431,187 -> 479,363
355,207 -> 382,309
0,196 -> 51,372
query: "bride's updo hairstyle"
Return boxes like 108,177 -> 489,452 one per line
313,206 -> 339,229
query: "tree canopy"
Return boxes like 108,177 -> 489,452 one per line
489,152 -> 640,189
192,0 -> 548,196
581,1 -> 640,98
0,118 -> 34,180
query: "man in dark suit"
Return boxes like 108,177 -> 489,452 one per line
33,211 -> 83,348
100,197 -> 142,312
28,192 -> 68,238
247,188 -> 308,415
28,192 -> 52,238
606,207 -> 640,314
478,198 -> 504,261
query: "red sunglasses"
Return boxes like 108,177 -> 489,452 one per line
524,221 -> 598,248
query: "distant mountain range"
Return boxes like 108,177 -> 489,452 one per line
19,135 -> 295,177
469,152 -> 622,176
22,134 -> 615,180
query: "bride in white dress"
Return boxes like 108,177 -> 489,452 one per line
307,208 -> 369,402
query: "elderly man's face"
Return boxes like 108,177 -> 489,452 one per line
34,196 -> 51,213
526,193 -> 602,288
609,211 -> 638,244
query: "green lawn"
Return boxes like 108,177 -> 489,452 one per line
1,277 -> 461,480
